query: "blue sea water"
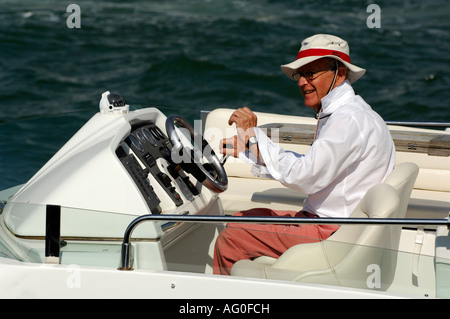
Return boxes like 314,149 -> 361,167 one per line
0,0 -> 449,189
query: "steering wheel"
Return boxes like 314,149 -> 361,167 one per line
165,114 -> 228,193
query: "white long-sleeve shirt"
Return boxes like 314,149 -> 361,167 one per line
241,80 -> 396,218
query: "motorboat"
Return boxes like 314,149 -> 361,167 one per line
0,91 -> 449,299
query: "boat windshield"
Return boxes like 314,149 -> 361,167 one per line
0,202 -> 448,298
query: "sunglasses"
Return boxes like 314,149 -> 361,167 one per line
292,66 -> 336,82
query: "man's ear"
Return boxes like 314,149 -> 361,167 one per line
335,66 -> 348,85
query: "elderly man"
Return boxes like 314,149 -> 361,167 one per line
213,34 -> 396,275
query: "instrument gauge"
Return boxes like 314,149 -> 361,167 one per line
136,131 -> 145,143
142,128 -> 158,146
154,126 -> 166,139
149,127 -> 160,140
129,134 -> 144,153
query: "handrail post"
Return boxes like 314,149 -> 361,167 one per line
118,215 -> 148,271
118,242 -> 133,270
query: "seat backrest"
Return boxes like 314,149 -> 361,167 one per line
383,162 -> 419,219
272,184 -> 399,269
318,183 -> 399,290
272,163 -> 419,290
330,162 -> 419,245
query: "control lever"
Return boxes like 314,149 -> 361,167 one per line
221,143 -> 234,165
221,154 -> 229,165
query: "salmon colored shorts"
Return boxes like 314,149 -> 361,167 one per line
213,208 -> 340,275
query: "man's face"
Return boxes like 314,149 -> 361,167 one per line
296,58 -> 344,111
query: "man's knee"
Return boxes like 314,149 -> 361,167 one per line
215,225 -> 248,255
215,226 -> 236,248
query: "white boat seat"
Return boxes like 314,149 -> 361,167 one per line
231,162 -> 419,291
205,108 -> 450,220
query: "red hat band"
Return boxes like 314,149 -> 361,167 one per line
297,48 -> 351,64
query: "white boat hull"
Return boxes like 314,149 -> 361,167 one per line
0,95 -> 449,299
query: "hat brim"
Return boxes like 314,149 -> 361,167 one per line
281,55 -> 366,84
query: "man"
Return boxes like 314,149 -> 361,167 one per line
213,34 -> 396,275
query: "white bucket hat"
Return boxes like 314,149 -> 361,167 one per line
281,34 -> 366,84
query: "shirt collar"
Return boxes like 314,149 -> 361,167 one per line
320,79 -> 354,115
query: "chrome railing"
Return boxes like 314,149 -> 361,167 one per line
118,213 -> 450,270
386,121 -> 450,128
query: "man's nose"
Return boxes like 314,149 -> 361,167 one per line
298,76 -> 307,86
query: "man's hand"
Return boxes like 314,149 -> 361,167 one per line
219,135 -> 243,158
228,107 -> 257,129
219,108 -> 258,158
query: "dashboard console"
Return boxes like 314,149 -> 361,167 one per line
3,92 -> 226,240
